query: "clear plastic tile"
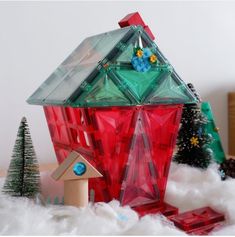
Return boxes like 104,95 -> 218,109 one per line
27,27 -> 132,105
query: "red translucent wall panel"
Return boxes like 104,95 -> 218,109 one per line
54,145 -> 71,164
44,104 -> 182,209
120,110 -> 160,207
143,106 -> 182,201
88,107 -> 136,199
44,106 -> 95,160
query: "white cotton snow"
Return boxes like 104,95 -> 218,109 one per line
0,162 -> 235,235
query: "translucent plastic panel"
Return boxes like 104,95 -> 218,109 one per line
70,66 -> 172,107
28,25 -> 198,107
114,29 -> 168,64
62,27 -> 132,67
27,68 -> 69,104
146,73 -> 195,104
54,146 -> 71,164
120,110 -> 160,207
170,207 -> 225,233
188,223 -> 224,235
44,63 -> 97,104
114,68 -> 165,102
116,44 -> 134,63
91,107 -> 136,199
45,105 -> 182,210
43,106 -> 95,164
68,66 -> 196,107
27,27 -> 132,105
143,105 -> 183,201
74,72 -> 131,107
133,202 -> 179,217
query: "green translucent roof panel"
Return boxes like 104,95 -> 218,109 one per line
27,26 -> 133,105
114,29 -> 168,65
73,71 -> 132,107
114,69 -> 162,101
73,66 -> 170,107
145,72 -> 195,104
27,25 -> 198,107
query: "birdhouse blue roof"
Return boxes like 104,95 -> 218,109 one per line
27,25 -> 198,107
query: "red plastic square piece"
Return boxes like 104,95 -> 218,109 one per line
118,12 -> 155,40
170,207 -> 225,234
133,202 -> 179,217
188,222 -> 224,235
118,12 -> 145,28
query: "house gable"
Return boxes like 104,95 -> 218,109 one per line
27,26 -> 197,107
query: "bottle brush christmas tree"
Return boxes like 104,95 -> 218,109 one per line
173,104 -> 214,169
2,117 -> 40,198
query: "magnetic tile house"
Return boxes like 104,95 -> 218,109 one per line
27,18 -> 198,212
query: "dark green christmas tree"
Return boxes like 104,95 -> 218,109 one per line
173,104 -> 214,169
2,117 -> 40,198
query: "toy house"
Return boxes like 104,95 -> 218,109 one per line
27,14 -> 198,215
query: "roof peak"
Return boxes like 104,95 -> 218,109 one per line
119,12 -> 155,40
27,16 -> 198,107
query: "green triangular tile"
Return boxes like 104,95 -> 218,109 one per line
115,69 -> 161,101
76,73 -> 131,106
146,74 -> 193,103
116,44 -> 134,63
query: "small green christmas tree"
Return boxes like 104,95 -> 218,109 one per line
173,104 -> 213,169
2,117 -> 40,198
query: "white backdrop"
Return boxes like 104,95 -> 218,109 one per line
1,1 -> 235,169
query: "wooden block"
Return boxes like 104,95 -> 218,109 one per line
228,92 -> 235,155
64,179 -> 88,207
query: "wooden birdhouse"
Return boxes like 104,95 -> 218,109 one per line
51,151 -> 102,207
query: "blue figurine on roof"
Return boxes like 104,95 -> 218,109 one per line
131,47 -> 157,72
